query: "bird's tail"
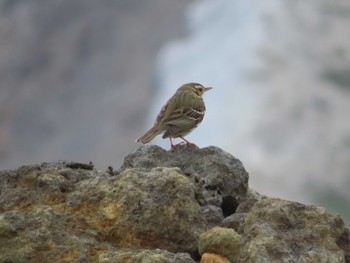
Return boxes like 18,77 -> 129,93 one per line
136,127 -> 161,144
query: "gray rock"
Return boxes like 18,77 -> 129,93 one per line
221,213 -> 247,233
122,145 -> 249,216
99,249 -> 196,263
0,206 -> 97,263
0,161 -> 104,212
240,197 -> 349,263
0,147 -> 349,262
201,205 -> 224,229
236,188 -> 263,213
85,166 -> 207,254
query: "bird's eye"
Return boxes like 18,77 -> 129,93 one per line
198,87 -> 203,92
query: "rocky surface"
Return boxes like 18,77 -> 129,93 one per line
0,145 -> 349,262
198,227 -> 242,263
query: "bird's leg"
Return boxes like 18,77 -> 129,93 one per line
179,136 -> 199,150
169,137 -> 176,149
179,136 -> 195,145
179,136 -> 192,145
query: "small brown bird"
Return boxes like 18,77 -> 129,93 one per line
136,82 -> 212,149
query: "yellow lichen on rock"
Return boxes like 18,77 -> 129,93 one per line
200,253 -> 231,263
198,226 -> 242,263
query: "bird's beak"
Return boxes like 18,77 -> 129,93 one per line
204,87 -> 213,92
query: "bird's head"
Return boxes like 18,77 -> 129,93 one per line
185,83 -> 212,98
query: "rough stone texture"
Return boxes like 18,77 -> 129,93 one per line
236,189 -> 263,213
0,146 -> 349,262
198,227 -> 242,263
122,145 -> 249,214
83,166 -> 206,253
221,213 -> 247,234
99,249 -> 196,263
239,197 -> 349,263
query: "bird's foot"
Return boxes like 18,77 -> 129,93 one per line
170,143 -> 181,151
170,142 -> 199,152
185,142 -> 199,150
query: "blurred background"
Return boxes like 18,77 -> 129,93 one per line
0,0 -> 349,224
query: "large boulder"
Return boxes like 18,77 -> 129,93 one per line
122,145 -> 249,216
0,146 -> 349,262
239,197 -> 349,263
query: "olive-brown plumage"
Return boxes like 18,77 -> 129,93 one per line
136,82 -> 212,148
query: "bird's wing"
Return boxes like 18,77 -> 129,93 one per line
168,107 -> 205,125
162,106 -> 205,137
151,95 -> 178,129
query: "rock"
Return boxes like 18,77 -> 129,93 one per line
240,197 -> 349,263
122,145 -> 249,215
75,166 -> 206,254
200,253 -> 231,263
0,146 -> 349,262
0,206 -> 104,263
0,160 -> 204,262
198,227 -> 242,263
99,248 -> 196,263
0,161 -> 100,212
221,213 -> 247,234
201,205 -> 224,229
236,189 -> 263,213
338,228 -> 350,263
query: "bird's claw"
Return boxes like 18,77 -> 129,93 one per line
170,142 -> 199,152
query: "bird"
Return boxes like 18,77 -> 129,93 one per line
136,82 -> 212,149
